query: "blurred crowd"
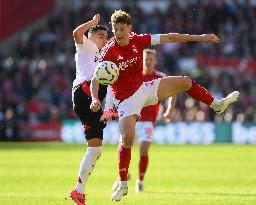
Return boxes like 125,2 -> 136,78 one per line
0,0 -> 256,139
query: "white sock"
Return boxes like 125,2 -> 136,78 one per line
210,99 -> 221,109
119,181 -> 127,187
136,179 -> 143,184
75,146 -> 102,193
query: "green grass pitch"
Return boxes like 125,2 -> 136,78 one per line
0,143 -> 255,205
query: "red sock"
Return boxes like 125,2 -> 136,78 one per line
118,145 -> 131,181
138,155 -> 148,181
185,81 -> 214,105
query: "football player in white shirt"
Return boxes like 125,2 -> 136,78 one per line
69,14 -> 109,205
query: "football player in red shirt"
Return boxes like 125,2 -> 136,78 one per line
111,48 -> 176,193
90,10 -> 239,201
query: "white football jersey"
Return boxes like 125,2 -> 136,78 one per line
73,35 -> 99,87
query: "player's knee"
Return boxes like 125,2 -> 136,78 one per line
182,76 -> 192,90
140,144 -> 149,156
123,138 -> 133,147
122,134 -> 134,148
140,148 -> 148,156
120,128 -> 135,147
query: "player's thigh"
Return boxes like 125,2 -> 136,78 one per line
157,76 -> 192,101
73,86 -> 105,140
74,98 -> 103,128
82,109 -> 106,140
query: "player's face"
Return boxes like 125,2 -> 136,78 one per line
92,30 -> 108,49
143,53 -> 157,73
112,23 -> 131,46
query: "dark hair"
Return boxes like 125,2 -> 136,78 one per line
111,10 -> 132,25
88,25 -> 108,34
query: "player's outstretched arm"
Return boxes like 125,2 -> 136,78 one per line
159,33 -> 220,44
90,75 -> 101,112
73,14 -> 100,44
104,86 -> 115,111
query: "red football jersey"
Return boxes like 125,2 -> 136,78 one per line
100,33 -> 151,101
139,71 -> 166,123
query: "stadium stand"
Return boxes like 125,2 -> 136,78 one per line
0,0 -> 255,140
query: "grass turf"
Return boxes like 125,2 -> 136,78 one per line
0,143 -> 255,205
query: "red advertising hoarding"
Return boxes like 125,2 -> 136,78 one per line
0,0 -> 55,41
18,123 -> 61,141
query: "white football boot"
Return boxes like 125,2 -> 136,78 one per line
112,173 -> 131,191
210,91 -> 240,114
112,181 -> 119,191
135,179 -> 144,193
111,181 -> 128,201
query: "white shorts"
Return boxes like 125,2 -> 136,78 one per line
114,79 -> 161,120
135,121 -> 154,143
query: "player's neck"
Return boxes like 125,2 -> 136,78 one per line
116,37 -> 129,46
117,41 -> 129,46
143,68 -> 154,75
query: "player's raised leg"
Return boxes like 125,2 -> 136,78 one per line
157,76 -> 239,114
111,115 -> 137,201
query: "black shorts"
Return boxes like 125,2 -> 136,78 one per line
72,81 -> 107,140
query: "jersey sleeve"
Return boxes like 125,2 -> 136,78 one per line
100,45 -> 111,61
136,34 -> 151,48
136,34 -> 161,47
156,71 -> 167,78
151,34 -> 161,45
75,35 -> 90,53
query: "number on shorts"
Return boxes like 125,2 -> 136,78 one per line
145,80 -> 154,86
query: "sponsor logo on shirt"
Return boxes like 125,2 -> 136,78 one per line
118,56 -> 138,71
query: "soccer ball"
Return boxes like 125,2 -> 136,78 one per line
95,61 -> 119,85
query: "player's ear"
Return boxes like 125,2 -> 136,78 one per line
128,25 -> 132,32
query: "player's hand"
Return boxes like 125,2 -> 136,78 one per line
200,34 -> 220,43
162,112 -> 173,123
90,98 -> 101,112
92,14 -> 100,25
100,109 -> 119,122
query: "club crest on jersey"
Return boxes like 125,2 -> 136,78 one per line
132,45 -> 138,53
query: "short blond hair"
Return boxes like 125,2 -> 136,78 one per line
111,10 -> 132,25
143,48 -> 157,56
